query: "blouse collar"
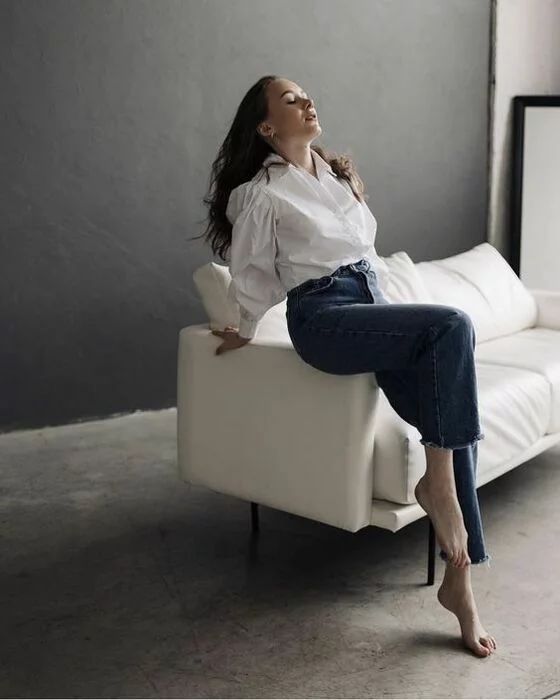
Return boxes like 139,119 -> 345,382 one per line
262,149 -> 337,178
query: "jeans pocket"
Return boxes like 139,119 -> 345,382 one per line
301,276 -> 336,297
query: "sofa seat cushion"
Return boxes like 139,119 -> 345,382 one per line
372,362 -> 551,505
475,327 -> 560,433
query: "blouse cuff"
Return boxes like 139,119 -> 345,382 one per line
239,316 -> 258,340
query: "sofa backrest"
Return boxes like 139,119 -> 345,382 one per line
381,251 -> 433,304
415,242 -> 537,343
193,242 -> 538,345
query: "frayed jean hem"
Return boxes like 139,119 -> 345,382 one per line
420,432 -> 485,451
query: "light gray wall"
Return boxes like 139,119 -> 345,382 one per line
1,0 -> 492,431
488,0 -> 560,259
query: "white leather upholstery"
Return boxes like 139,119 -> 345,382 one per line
475,328 -> 560,433
178,242 -> 560,533
415,242 -> 537,343
177,324 -> 380,532
529,288 -> 560,331
381,251 -> 434,304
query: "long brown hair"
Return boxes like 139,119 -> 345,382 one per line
194,75 -> 367,262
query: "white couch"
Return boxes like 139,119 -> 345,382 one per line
177,242 -> 560,582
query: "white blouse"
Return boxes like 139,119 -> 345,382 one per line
225,149 -> 390,339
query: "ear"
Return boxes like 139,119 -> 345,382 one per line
257,122 -> 272,138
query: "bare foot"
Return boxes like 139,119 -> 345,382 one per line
437,564 -> 497,657
415,474 -> 470,567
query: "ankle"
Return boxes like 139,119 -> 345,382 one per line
423,472 -> 456,493
444,563 -> 471,583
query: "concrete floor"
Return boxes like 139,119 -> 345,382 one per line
1,409 -> 560,699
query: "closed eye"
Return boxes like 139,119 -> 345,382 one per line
286,93 -> 310,104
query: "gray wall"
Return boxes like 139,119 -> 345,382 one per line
488,0 -> 560,258
1,0 -> 492,432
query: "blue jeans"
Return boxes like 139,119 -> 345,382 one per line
285,258 -> 491,566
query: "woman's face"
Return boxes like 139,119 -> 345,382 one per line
258,78 -> 321,144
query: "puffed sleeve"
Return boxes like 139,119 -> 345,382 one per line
225,182 -> 286,340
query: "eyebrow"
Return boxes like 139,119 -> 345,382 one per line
280,89 -> 308,98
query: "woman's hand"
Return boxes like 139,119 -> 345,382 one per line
211,325 -> 251,355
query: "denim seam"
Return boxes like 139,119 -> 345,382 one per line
432,331 -> 443,445
405,436 -> 410,501
418,322 -> 485,449
417,322 -> 448,449
357,269 -> 374,303
305,326 -> 417,336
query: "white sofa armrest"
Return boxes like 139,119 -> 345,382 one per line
527,288 -> 560,331
177,324 -> 383,532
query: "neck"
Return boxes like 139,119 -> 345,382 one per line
277,143 -> 315,175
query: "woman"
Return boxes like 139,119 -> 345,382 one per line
199,75 -> 496,657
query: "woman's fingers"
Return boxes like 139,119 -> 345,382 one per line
212,327 -> 243,355
211,327 -> 238,337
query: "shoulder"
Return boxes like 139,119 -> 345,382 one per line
230,178 -> 274,201
226,180 -> 276,225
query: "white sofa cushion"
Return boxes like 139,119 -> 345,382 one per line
192,262 -> 289,343
192,251 -> 433,343
475,327 -> 560,434
381,251 -> 433,304
192,261 -> 238,333
529,288 -> 560,331
415,242 -> 537,343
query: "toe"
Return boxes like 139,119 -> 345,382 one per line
469,639 -> 490,656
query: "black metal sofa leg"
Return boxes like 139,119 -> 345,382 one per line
251,502 -> 259,534
249,502 -> 436,585
427,518 -> 435,585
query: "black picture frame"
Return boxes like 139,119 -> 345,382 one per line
511,95 -> 560,285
